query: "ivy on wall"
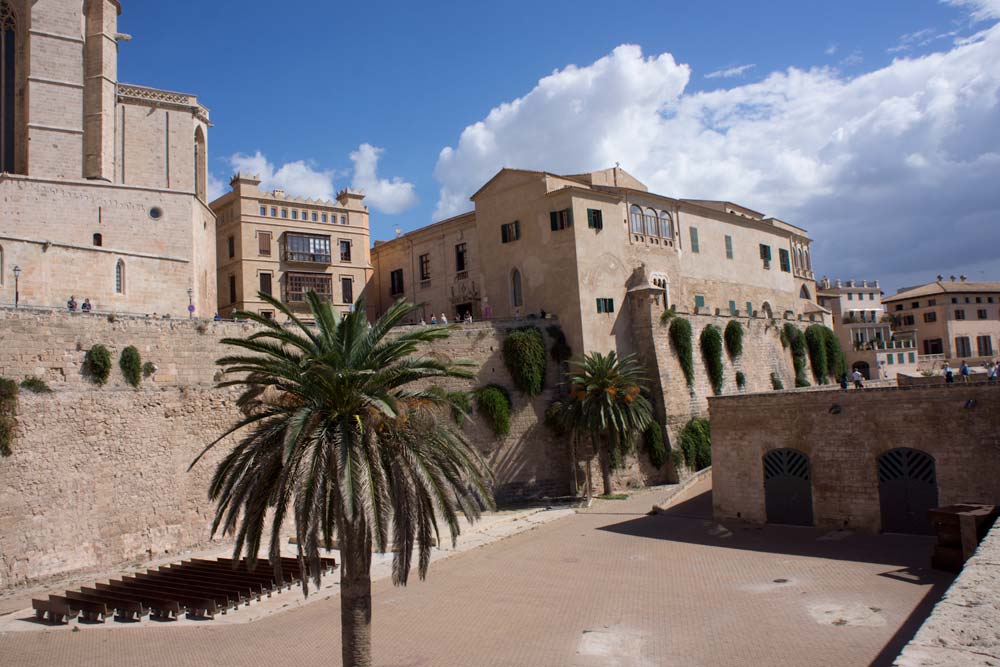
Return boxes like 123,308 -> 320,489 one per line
783,324 -> 811,388
85,345 -> 112,386
120,346 -> 143,388
771,372 -> 784,390
475,384 -> 512,437
545,325 -> 572,365
503,327 -> 546,396
669,318 -> 695,388
700,325 -> 725,395
0,378 -> 18,457
735,371 -> 747,389
724,320 -> 744,360
804,326 -> 829,384
679,418 -> 712,470
822,326 -> 848,380
644,421 -> 668,469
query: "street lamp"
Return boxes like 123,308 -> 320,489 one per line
187,287 -> 194,319
12,265 -> 21,309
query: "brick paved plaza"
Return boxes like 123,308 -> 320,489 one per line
0,482 -> 953,667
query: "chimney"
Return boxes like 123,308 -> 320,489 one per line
960,275 -> 968,282
273,189 -> 285,198
950,275 -> 956,282
937,275 -> 944,282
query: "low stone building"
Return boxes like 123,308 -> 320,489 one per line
711,384 -> 1000,534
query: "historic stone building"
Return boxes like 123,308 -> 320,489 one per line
368,166 -> 824,356
816,277 -> 919,379
210,174 -> 372,320
0,0 -> 216,316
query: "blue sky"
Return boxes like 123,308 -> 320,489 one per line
118,0 -> 1000,292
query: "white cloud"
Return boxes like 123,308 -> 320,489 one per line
349,144 -> 419,215
888,28 -> 937,53
943,0 -> 1000,21
825,43 -> 839,56
223,151 -> 338,201
839,49 -> 864,66
207,172 -> 226,202
432,22 -> 1000,291
705,64 -> 755,79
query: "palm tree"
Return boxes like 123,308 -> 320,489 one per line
191,292 -> 494,667
550,352 -> 652,497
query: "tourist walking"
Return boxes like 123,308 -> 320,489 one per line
989,363 -> 998,385
943,363 -> 954,384
440,313 -> 448,324
839,373 -> 849,390
430,314 -> 438,324
852,369 -> 864,389
960,361 -> 970,383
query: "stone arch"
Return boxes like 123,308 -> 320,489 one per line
650,271 -> 670,308
510,268 -> 523,309
761,301 -> 773,319
194,125 -> 207,201
763,448 -> 814,526
115,259 -> 125,294
0,0 -> 24,174
799,284 -> 811,300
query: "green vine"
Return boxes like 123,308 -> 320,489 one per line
502,327 -> 546,396
679,418 -> 711,470
0,378 -> 17,457
735,371 -> 747,389
804,325 -> 829,384
545,325 -> 572,365
724,320 -> 744,359
783,324 -> 810,388
669,318 -> 695,388
120,346 -> 143,388
770,372 -> 784,390
85,344 -> 112,386
822,327 -> 847,380
449,390 -> 472,426
475,384 -> 512,437
700,325 -> 725,395
19,376 -> 52,394
644,421 -> 668,468
659,306 -> 677,325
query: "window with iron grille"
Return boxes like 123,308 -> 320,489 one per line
285,272 -> 332,303
285,234 -> 331,263
390,269 -> 404,296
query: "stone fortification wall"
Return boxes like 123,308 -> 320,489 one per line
710,383 -> 1000,532
0,312 -> 570,588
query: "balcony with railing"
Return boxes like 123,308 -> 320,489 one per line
282,233 -> 332,265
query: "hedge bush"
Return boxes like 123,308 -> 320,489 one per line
475,384 -> 512,437
700,325 -> 725,395
735,371 -> 747,389
120,346 -> 143,387
724,320 -> 744,359
669,318 -> 695,388
85,344 -> 112,386
0,377 -> 17,457
679,418 -> 712,470
771,372 -> 784,390
503,327 -> 546,396
822,327 -> 848,379
449,390 -> 472,426
783,324 -> 810,388
19,376 -> 52,394
545,325 -> 572,365
644,421 -> 668,469
804,325 -> 829,384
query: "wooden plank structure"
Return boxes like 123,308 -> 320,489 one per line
30,556 -> 336,624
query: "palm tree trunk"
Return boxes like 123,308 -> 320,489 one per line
340,517 -> 373,667
600,441 -> 614,497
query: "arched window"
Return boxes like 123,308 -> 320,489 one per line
761,301 -> 773,319
643,208 -> 658,236
804,248 -> 811,271
0,243 -> 4,285
194,126 -> 207,201
658,211 -> 673,238
510,269 -> 523,309
93,233 -> 103,247
115,259 -> 125,294
629,205 -> 643,234
794,247 -> 802,270
800,284 -> 811,300
1,1 -> 17,173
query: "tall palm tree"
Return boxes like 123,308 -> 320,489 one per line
550,352 -> 652,497
191,292 -> 494,667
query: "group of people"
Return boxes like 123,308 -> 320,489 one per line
421,312 -> 475,326
839,370 -> 867,390
942,361 -> 1000,384
66,295 -> 93,313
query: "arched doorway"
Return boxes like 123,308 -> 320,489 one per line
763,448 -> 814,526
853,361 -> 871,380
877,448 -> 937,534
510,269 -> 523,310
761,301 -> 773,319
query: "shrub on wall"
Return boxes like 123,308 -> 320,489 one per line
85,345 -> 112,386
644,421 -> 668,469
669,318 -> 695,388
545,325 -> 572,365
771,372 -> 784,390
19,376 -> 52,394
475,384 -> 512,438
700,325 -> 725,395
822,327 -> 847,380
679,418 -> 712,470
783,324 -> 810,388
804,325 -> 829,385
724,320 -> 744,360
503,327 -> 546,396
120,346 -> 143,388
659,306 -> 677,326
0,378 -> 18,457
449,390 -> 472,426
142,362 -> 158,378
735,371 -> 747,389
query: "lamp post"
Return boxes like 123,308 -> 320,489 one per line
187,287 -> 194,319
13,265 -> 21,309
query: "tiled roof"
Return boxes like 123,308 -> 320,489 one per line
883,281 -> 1000,302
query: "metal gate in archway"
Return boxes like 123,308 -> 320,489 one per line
877,448 -> 938,534
763,449 -> 814,526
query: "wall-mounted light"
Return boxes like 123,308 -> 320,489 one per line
829,404 -> 842,415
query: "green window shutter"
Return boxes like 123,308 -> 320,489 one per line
501,225 -> 509,243
597,210 -> 603,229
909,352 -> 916,363
690,227 -> 699,253
729,300 -> 737,315
746,301 -> 753,315
514,220 -> 521,240
725,235 -> 733,259
587,209 -> 595,228
566,209 -> 574,227
695,295 -> 705,309
607,299 -> 614,314
887,354 -> 894,365
779,249 -> 791,272
550,211 -> 558,231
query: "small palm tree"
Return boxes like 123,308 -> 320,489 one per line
191,292 -> 494,667
550,352 -> 652,497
